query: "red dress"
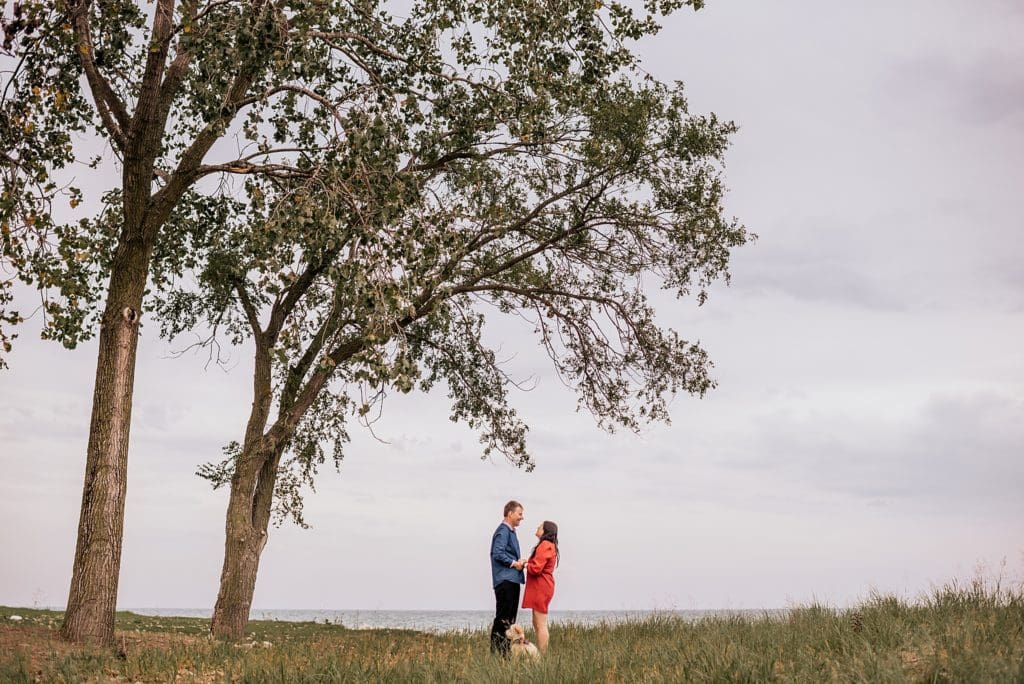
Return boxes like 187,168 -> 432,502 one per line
521,540 -> 557,613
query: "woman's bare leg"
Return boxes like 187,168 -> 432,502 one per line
531,610 -> 549,652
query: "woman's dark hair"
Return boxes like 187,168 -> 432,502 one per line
530,520 -> 560,566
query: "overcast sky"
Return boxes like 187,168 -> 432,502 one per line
2,1 -> 1022,613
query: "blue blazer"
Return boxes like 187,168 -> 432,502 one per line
490,522 -> 525,588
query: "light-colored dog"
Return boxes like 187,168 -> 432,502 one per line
505,623 -> 540,659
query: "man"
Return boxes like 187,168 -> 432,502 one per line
490,499 -> 526,655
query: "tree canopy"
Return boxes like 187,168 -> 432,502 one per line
141,2 -> 749,528
1,0 -> 745,642
1,0 -> 715,362
2,0 -> 747,515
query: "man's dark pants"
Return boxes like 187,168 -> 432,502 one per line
490,580 -> 521,655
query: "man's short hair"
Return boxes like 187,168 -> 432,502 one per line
503,500 -> 523,517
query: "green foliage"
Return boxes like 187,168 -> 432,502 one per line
3,0 -> 750,525
143,0 -> 749,525
195,439 -> 243,490
1,1 -> 103,362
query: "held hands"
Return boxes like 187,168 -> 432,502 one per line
513,559 -> 527,570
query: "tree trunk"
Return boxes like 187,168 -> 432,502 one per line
60,238 -> 150,645
58,0 -> 254,643
210,330 -> 282,641
210,486 -> 267,640
210,440 -> 284,641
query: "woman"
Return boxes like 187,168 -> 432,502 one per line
521,520 -> 559,653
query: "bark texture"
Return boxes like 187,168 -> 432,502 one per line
60,239 -> 150,645
210,439 -> 286,640
210,485 -> 268,640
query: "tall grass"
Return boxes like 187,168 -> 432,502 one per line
2,581 -> 1022,682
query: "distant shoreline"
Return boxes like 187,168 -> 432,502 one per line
9,606 -> 791,633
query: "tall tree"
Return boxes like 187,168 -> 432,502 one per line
150,0 -> 749,639
2,0 -> 434,644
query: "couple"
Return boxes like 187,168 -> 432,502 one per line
489,499 -> 560,655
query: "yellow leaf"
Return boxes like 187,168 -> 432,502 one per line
79,43 -> 90,55
70,197 -> 81,209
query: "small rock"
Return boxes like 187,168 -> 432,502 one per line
259,640 -> 273,648
8,615 -> 23,621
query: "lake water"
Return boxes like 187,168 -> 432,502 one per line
130,608 -> 786,633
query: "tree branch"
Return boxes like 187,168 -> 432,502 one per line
229,84 -> 352,127
232,278 -> 263,338
156,15 -> 197,123
133,0 -> 178,138
194,161 -> 313,179
278,291 -> 354,412
174,0 -> 233,32
151,2 -> 271,217
411,171 -> 611,315
266,246 -> 342,342
310,30 -> 506,98
69,0 -> 129,148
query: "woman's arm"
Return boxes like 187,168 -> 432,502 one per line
527,541 -> 555,575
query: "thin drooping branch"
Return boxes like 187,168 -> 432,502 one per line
455,283 -> 628,318
311,28 -> 508,100
406,171 -> 610,315
309,34 -> 388,89
429,176 -> 615,306
307,30 -> 408,64
405,138 -> 548,175
468,283 -> 640,370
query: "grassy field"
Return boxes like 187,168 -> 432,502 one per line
1,582 -> 1022,682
